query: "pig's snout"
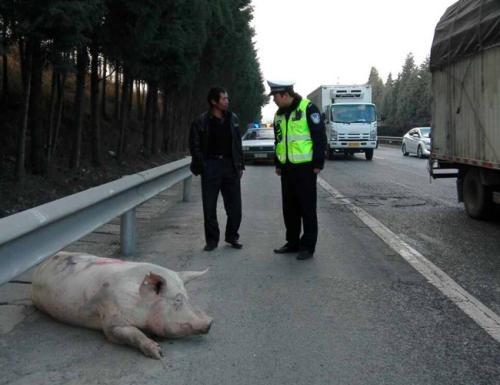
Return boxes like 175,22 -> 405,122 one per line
200,318 -> 213,334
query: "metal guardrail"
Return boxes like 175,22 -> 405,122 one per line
0,157 -> 193,286
378,136 -> 403,145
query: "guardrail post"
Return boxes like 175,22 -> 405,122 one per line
183,175 -> 192,202
121,208 -> 137,256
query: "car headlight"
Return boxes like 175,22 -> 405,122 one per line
370,129 -> 377,140
331,129 -> 338,140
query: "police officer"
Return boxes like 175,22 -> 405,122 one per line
269,80 -> 326,260
189,87 -> 245,251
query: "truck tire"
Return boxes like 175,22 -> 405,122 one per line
463,168 -> 493,219
365,149 -> 374,160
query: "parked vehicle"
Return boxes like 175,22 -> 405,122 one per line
242,127 -> 275,163
307,84 -> 378,160
429,0 -> 500,219
401,127 -> 431,158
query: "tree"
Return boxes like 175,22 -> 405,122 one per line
394,53 -> 418,127
381,73 -> 395,125
413,57 -> 432,126
5,0 -> 266,181
367,67 -> 385,110
0,13 -> 10,102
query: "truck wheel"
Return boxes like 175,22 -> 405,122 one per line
365,149 -> 374,160
402,144 -> 409,156
463,169 -> 493,219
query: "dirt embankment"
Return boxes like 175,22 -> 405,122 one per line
0,148 -> 185,219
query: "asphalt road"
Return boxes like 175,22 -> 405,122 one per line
321,146 -> 500,317
1,147 -> 499,385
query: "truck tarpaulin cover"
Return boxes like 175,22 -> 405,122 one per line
430,0 -> 500,71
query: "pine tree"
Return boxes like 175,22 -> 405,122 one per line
367,67 -> 385,111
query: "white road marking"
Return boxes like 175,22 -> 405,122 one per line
373,156 -> 385,160
318,176 -> 500,343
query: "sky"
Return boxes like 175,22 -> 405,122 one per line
250,0 -> 457,121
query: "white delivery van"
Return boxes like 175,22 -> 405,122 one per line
308,84 -> 378,160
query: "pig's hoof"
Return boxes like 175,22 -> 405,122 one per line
141,340 -> 163,359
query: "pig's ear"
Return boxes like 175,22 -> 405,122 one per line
140,272 -> 166,296
178,268 -> 209,285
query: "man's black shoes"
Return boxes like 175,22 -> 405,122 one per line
225,239 -> 243,249
273,244 -> 299,254
204,244 -> 217,251
297,250 -> 314,260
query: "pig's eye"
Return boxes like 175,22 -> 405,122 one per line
174,294 -> 184,309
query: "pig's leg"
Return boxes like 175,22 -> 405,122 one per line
103,324 -> 163,359
97,304 -> 163,359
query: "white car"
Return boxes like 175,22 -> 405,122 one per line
242,128 -> 275,163
402,127 -> 431,158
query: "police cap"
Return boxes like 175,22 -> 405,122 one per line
267,80 -> 295,95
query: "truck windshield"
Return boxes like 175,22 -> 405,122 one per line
331,104 -> 376,123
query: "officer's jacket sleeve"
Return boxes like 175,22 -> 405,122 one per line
307,103 -> 326,169
273,118 -> 281,170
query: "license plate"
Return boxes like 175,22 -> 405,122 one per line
254,153 -> 268,158
348,142 -> 360,147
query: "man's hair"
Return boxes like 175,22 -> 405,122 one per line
207,86 -> 227,107
274,89 -> 298,99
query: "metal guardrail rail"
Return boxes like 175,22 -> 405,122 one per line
378,136 -> 403,145
0,157 -> 193,286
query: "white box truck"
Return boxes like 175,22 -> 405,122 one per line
429,0 -> 500,219
307,84 -> 378,160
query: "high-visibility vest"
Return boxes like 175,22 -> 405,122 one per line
274,98 -> 313,164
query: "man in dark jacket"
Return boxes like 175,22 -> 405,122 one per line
189,87 -> 245,251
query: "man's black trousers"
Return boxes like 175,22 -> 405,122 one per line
280,164 -> 318,253
201,158 -> 242,246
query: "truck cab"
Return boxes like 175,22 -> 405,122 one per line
309,85 -> 378,160
325,101 -> 378,160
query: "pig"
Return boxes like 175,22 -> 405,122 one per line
31,251 -> 212,359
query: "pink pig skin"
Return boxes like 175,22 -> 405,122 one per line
32,252 -> 212,359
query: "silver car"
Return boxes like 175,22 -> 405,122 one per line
242,128 -> 275,163
402,127 -> 431,158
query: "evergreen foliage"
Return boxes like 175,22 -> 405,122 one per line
368,53 -> 432,135
0,0 -> 265,179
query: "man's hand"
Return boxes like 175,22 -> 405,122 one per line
313,168 -> 321,174
275,168 -> 281,176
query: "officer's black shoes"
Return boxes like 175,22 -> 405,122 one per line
225,239 -> 243,249
273,244 -> 300,254
204,243 -> 217,251
297,250 -> 314,260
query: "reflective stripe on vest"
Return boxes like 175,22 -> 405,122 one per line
274,98 -> 313,164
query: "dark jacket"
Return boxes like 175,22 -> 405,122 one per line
189,111 -> 245,176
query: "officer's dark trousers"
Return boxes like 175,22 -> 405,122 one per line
280,164 -> 318,253
201,158 -> 242,246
